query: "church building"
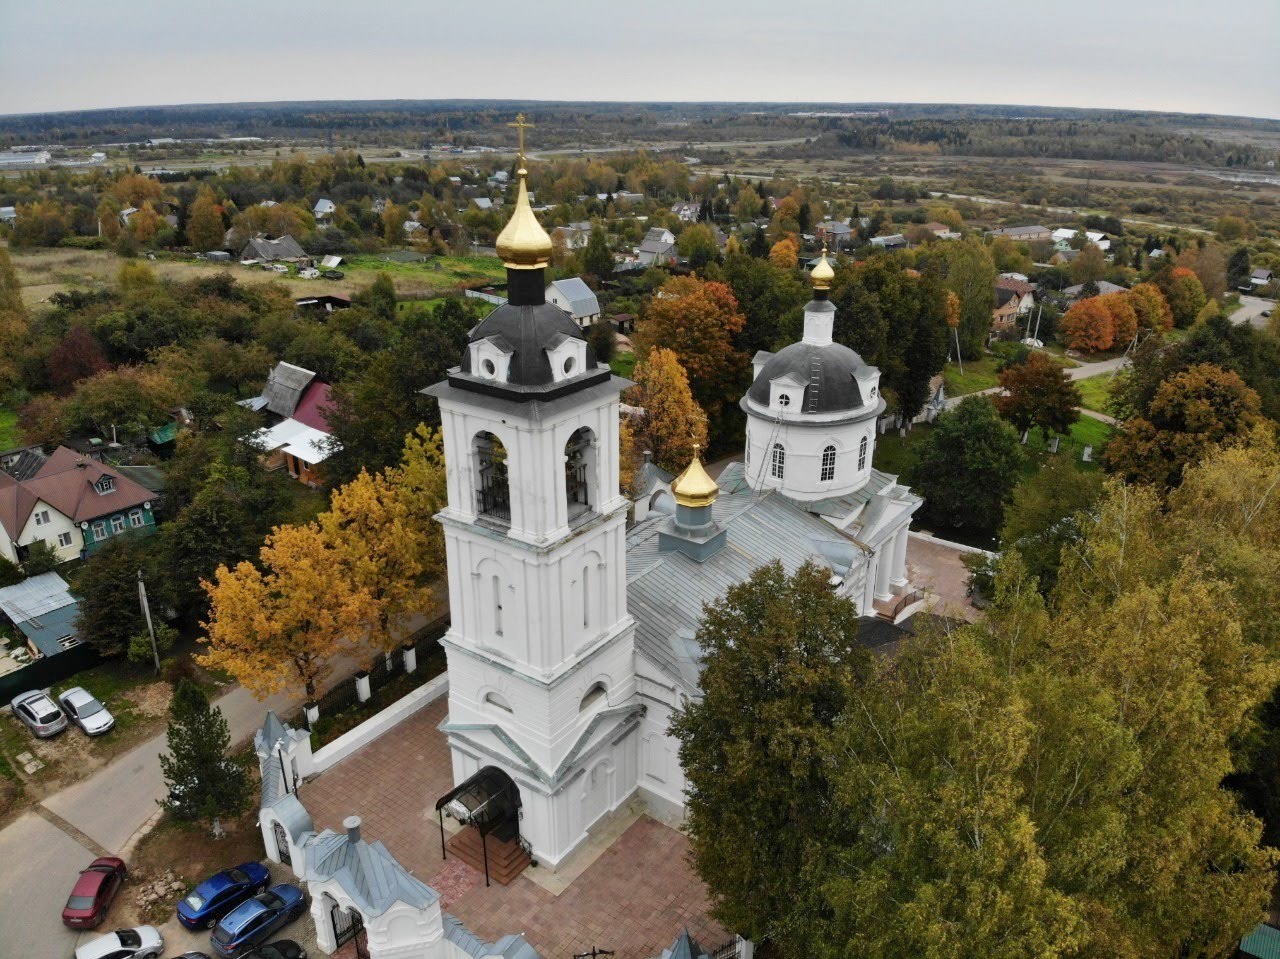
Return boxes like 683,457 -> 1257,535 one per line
424,143 -> 921,870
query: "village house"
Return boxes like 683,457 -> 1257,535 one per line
637,226 -> 677,265
241,234 -> 308,263
1052,227 -> 1111,252
240,361 -> 340,487
986,224 -> 1051,243
671,201 -> 700,222
545,277 -> 601,328
313,198 -> 337,225
0,448 -> 158,565
995,276 -> 1037,316
1062,279 -> 1129,300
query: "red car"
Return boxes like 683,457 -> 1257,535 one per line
62,856 -> 127,929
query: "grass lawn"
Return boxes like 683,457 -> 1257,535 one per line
942,356 -> 1002,396
1075,374 -> 1116,414
871,423 -> 934,478
0,406 -> 18,450
611,351 -> 637,379
343,253 -> 503,289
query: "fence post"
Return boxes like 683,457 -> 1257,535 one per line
355,672 -> 371,704
403,644 -> 418,674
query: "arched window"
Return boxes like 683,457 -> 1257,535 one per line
474,432 -> 509,523
820,445 -> 837,482
565,426 -> 596,522
771,443 -> 786,480
484,691 -> 513,713
579,682 -> 608,713
858,435 -> 868,471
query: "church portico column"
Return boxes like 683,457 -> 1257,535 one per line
874,549 -> 893,601
890,525 -> 910,589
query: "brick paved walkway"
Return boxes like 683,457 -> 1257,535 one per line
301,698 -> 726,959
906,533 -> 985,623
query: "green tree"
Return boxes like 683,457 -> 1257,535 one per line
73,535 -> 156,656
721,250 -> 808,356
582,224 -> 614,278
1069,243 -> 1106,285
677,223 -> 720,270
672,561 -> 870,950
1000,457 -> 1103,594
911,396 -> 1023,533
21,540 -> 60,576
158,679 -> 251,824
935,237 -> 996,359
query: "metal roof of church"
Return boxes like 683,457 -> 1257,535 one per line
304,827 -> 438,917
626,463 -> 869,693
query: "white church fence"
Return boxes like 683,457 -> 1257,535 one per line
312,673 -> 450,774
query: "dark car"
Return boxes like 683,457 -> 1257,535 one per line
246,942 -> 307,959
63,856 -> 127,929
177,862 -> 271,930
320,270 -> 344,280
209,884 -> 306,958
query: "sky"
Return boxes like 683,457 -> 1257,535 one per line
2,0 -> 1277,120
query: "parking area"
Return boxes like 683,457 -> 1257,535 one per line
300,698 -> 727,959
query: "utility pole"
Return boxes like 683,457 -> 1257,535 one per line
137,569 -> 161,675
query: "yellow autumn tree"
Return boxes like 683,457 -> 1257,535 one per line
129,201 -> 162,243
627,347 -> 709,474
768,238 -> 799,269
185,185 -> 225,252
0,249 -> 28,390
200,522 -> 377,701
318,426 -> 448,660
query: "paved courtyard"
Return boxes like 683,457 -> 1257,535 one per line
906,532 -> 985,622
300,698 -> 726,959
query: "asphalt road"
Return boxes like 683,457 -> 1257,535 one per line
1233,294 -> 1275,330
1,682 -> 297,959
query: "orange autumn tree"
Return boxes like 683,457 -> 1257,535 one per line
1061,297 -> 1114,353
1126,283 -> 1174,333
627,347 -> 709,474
633,276 -> 747,427
1100,292 -> 1138,348
318,425 -> 448,661
769,238 -> 799,269
200,522 -> 377,701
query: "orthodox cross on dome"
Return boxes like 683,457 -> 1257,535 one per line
507,113 -> 533,168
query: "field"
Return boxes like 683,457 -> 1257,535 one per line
4,244 -> 505,306
942,356 -> 1002,396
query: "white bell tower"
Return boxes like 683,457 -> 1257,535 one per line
424,137 -> 640,869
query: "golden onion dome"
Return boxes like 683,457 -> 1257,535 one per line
671,446 -> 720,509
811,249 -> 835,291
496,169 -> 553,270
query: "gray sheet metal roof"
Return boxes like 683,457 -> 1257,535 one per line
262,362 -> 316,418
547,277 -> 600,319
627,463 -> 862,693
304,828 -> 438,917
0,572 -> 75,624
14,601 -> 81,656
444,916 -> 543,959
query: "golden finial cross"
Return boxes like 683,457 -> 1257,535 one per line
508,113 -> 533,165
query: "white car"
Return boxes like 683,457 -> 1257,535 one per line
74,926 -> 163,959
57,687 -> 115,736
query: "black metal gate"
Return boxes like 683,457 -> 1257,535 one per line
272,820 -> 291,865
332,902 -> 364,950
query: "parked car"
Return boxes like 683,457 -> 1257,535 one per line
246,943 -> 307,959
74,926 -> 163,959
177,862 -> 271,930
320,270 -> 344,280
58,686 -> 116,736
63,856 -> 128,929
209,884 -> 306,958
9,689 -> 67,737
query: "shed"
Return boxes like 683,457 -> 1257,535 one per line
1240,923 -> 1280,959
0,572 -> 82,657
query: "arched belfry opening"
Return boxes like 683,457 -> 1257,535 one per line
564,426 -> 597,523
473,431 -> 510,524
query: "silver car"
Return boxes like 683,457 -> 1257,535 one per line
58,686 -> 115,736
74,926 -> 163,959
9,689 -> 67,738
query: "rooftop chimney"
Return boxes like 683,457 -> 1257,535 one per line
344,815 -> 362,844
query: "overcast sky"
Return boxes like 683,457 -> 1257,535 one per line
2,0 -> 1277,120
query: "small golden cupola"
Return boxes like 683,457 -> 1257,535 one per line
495,113 -> 553,270
810,241 -> 835,292
671,445 -> 720,509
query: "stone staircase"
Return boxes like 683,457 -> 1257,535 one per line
445,825 -> 532,886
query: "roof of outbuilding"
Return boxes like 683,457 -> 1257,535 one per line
262,362 -> 317,418
304,827 -> 438,917
746,332 -> 872,415
547,277 -> 600,318
242,234 -> 307,261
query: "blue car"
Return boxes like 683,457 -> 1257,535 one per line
209,884 -> 306,958
177,862 -> 271,930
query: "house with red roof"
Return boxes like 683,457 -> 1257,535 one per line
0,448 -> 157,565
239,362 -> 341,487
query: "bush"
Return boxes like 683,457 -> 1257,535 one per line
0,556 -> 23,588
21,540 -> 60,576
57,235 -> 110,251
127,622 -> 177,665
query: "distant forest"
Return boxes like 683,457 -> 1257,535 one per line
2,100 -> 1278,170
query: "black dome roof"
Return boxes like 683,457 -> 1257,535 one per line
460,301 -> 599,386
746,341 -> 872,414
